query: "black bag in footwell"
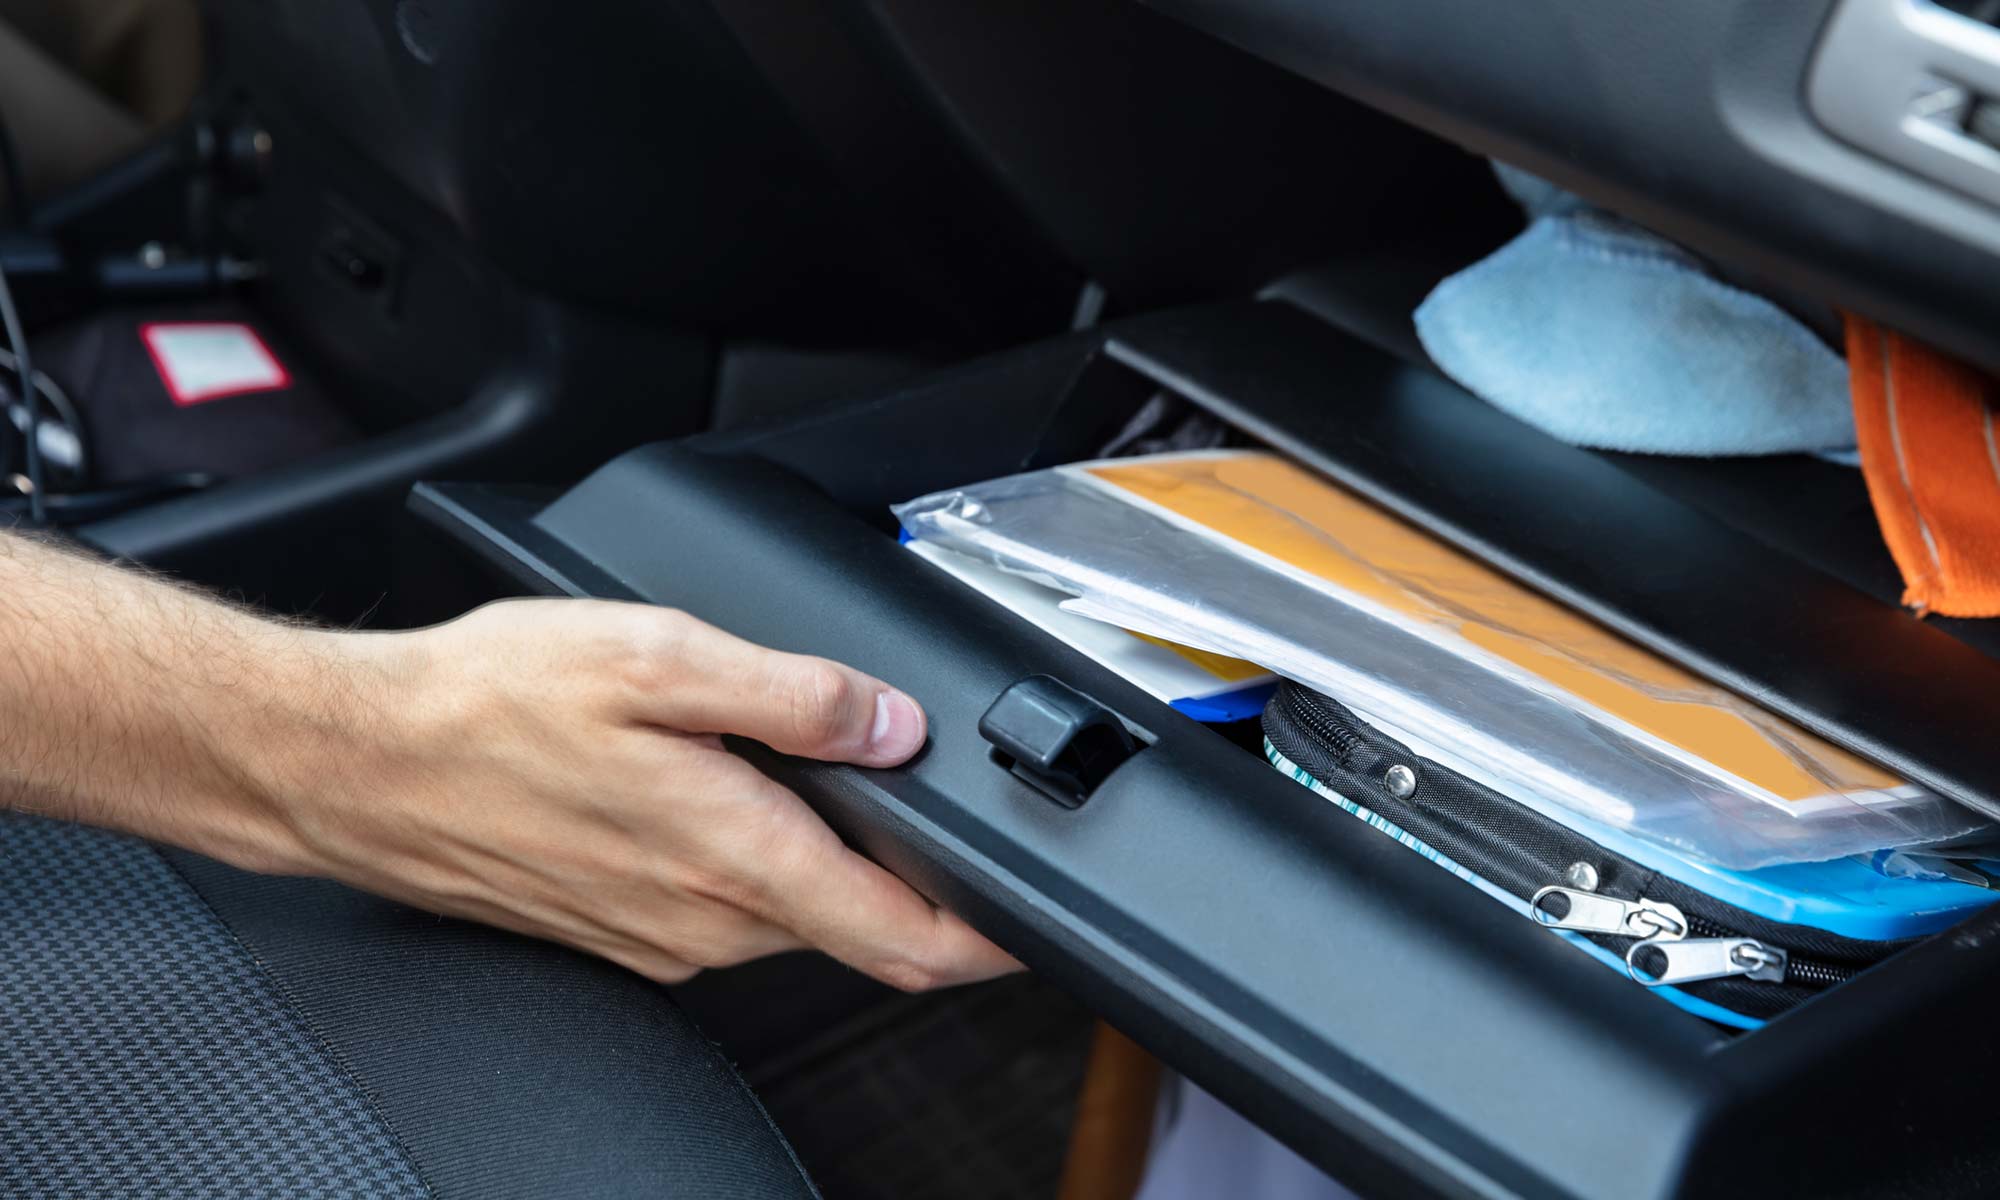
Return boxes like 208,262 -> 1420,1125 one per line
7,305 -> 354,494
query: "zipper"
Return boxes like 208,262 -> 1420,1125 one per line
1282,687 -> 1370,767
1264,682 -> 1878,1002
1528,887 -> 1688,940
1626,937 -> 1788,987
1531,887 -> 1842,988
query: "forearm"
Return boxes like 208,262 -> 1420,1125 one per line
0,533 -> 1013,991
0,532 -> 374,873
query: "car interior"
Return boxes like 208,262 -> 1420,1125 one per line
9,2 -> 2000,1198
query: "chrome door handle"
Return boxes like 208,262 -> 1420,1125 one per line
1811,0 -> 2000,205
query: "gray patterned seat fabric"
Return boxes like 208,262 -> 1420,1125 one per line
0,814 -> 818,1200
0,815 -> 429,1198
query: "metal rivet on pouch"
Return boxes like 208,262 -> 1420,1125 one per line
1383,764 -> 1417,799
1564,861 -> 1601,892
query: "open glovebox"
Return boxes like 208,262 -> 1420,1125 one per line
412,298 -> 2000,1200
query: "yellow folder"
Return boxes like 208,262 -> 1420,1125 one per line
1087,452 -> 1901,806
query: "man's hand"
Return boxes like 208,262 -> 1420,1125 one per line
0,534 -> 1016,992
298,600 -> 1018,990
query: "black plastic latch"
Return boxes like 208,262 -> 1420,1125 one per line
978,676 -> 1140,807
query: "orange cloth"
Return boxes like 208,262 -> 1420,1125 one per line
1846,314 -> 2000,618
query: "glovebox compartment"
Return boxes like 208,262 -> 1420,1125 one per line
413,299 -> 2000,1200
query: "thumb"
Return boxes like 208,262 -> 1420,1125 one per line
638,624 -> 928,767
750,656 -> 928,768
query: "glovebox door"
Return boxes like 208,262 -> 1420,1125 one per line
414,300 -> 2000,1200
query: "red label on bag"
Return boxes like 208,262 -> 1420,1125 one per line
141,322 -> 292,406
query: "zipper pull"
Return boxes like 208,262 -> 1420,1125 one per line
1529,886 -> 1688,940
1625,937 -> 1788,987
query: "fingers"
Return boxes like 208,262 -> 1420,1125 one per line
633,610 -> 927,768
415,856 -> 810,983
534,602 -> 1012,991
605,914 -> 807,982
741,797 -> 1021,992
792,851 -> 1020,992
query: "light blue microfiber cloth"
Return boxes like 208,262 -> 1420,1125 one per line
1414,173 -> 1857,459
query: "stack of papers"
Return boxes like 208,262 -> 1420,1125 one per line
896,450 -> 1991,869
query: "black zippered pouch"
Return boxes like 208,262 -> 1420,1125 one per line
1262,681 -> 1909,1023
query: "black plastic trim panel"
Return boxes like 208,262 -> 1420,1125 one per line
1143,0 -> 2000,375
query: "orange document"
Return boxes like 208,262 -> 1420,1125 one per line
1086,453 -> 1900,807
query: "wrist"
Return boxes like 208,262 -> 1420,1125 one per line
194,624 -> 418,878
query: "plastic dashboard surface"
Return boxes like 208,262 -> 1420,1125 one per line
414,301 -> 2000,1199
1141,0 -> 2000,375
